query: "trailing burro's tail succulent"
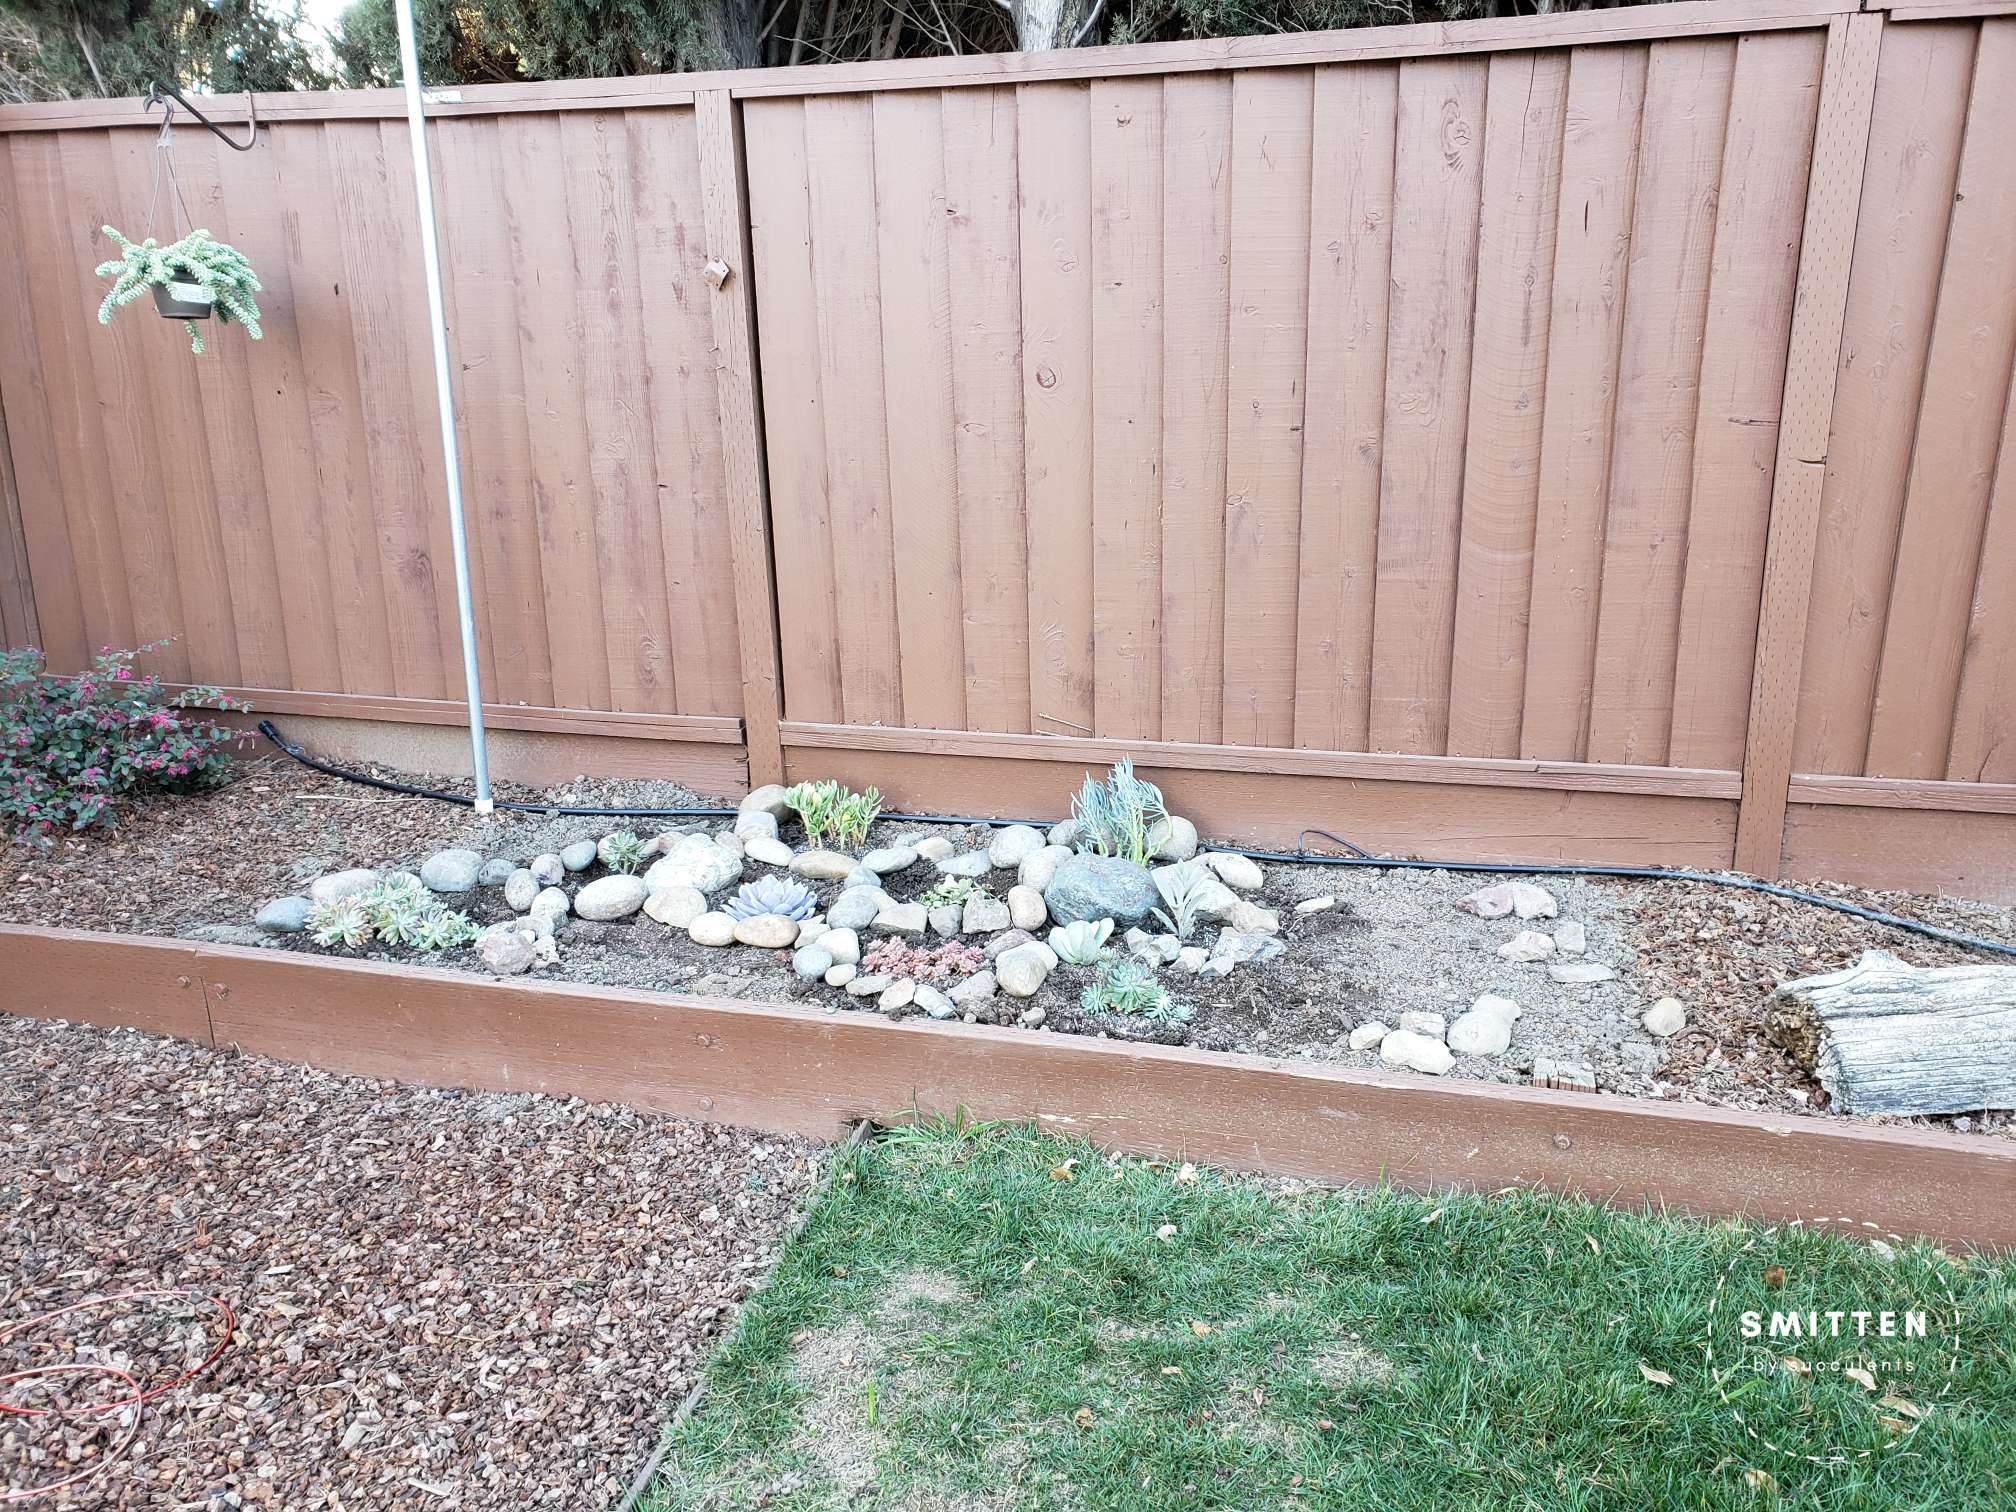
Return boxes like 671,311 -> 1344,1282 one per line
95,226 -> 264,355
724,874 -> 817,922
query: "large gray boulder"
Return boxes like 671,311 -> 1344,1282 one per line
1043,852 -> 1161,927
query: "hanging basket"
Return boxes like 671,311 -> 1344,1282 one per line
151,276 -> 214,321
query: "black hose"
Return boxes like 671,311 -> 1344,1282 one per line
256,720 -> 2016,960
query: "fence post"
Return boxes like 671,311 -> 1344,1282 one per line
0,392 -> 38,651
695,88 -> 788,791
1733,10 -> 1883,878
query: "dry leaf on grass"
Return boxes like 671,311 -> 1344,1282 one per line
1780,1355 -> 1812,1378
1585,1235 -> 1602,1256
1049,1160 -> 1079,1183
1637,1363 -> 1674,1387
1742,1468 -> 1778,1492
1878,1394 -> 1923,1419
1189,1320 -> 1213,1338
1843,1366 -> 1877,1391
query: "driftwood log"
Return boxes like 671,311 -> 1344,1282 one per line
1770,950 -> 2016,1116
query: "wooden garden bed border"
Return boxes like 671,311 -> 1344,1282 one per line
4,923 -> 2012,1248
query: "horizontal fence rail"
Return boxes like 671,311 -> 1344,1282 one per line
1,0 -> 2015,899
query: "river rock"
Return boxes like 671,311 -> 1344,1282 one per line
915,985 -> 956,1020
644,885 -> 708,928
913,835 -> 955,863
1399,1010 -> 1447,1039
1048,818 -> 1079,847
479,858 -> 517,887
1642,996 -> 1686,1037
796,918 -> 828,947
714,832 -> 746,859
822,927 -> 860,965
861,846 -> 918,875
963,895 -> 1012,934
929,905 -> 962,938
1148,815 -> 1200,862
560,840 -> 598,873
475,922 -> 541,976
528,887 -> 570,934
739,783 -> 791,821
950,970 -> 997,1006
1044,852 -> 1161,927
734,809 -> 780,842
825,963 -> 857,988
996,941 -> 1057,998
1202,852 -> 1264,891
575,874 -> 647,921
503,868 -> 539,912
1007,885 -> 1048,931
1380,1030 -> 1455,1075
1296,896 -> 1336,915
733,913 -> 797,948
987,824 -> 1046,869
879,978 -> 917,1013
255,896 -> 312,935
846,973 -> 892,997
309,868 -> 380,906
1498,929 -> 1555,962
529,853 -> 565,888
1017,845 -> 1072,892
871,901 -> 928,937
1348,1021 -> 1390,1051
1226,900 -> 1280,936
793,942 -> 834,980
827,887 -> 889,930
937,851 -> 992,879
791,849 -> 856,881
1448,994 -> 1522,1056
687,911 -> 737,947
985,929 -> 1035,959
1174,945 -> 1208,974
646,835 -> 743,895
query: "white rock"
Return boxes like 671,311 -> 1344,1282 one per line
795,918 -> 828,947
914,835 -> 955,863
733,913 -> 798,948
310,868 -> 380,906
860,846 -> 918,875
1554,919 -> 1588,956
1456,881 -> 1558,920
1642,996 -> 1686,1037
560,840 -> 598,872
734,809 -> 780,842
1398,1010 -> 1447,1039
1448,995 -> 1522,1056
825,963 -> 857,988
687,911 -> 737,947
420,848 -> 485,893
1018,844 -> 1074,892
1203,852 -> 1264,891
871,902 -> 928,937
1174,946 -> 1209,975
574,874 -> 648,921
846,973 -> 891,997
915,985 -> 956,1019
475,923 -> 541,976
1007,884 -> 1048,931
792,942 -> 834,979
791,849 -> 856,881
1148,815 -> 1200,862
1226,900 -> 1280,936
826,888 -> 889,930
929,905 -> 963,938
742,836 -> 793,868
1295,896 -> 1336,915
644,885 -> 708,928
714,831 -> 745,859
937,851 -> 992,879
528,854 -> 565,888
823,927 -> 861,966
987,824 -> 1047,869
503,868 -> 539,912
950,970 -> 997,1005
879,978 -> 917,1012
1380,1030 -> 1455,1075
1498,929 -> 1555,962
1348,1021 -> 1390,1051
739,783 -> 791,821
963,895 -> 1012,934
645,835 -> 742,896
1549,961 -> 1617,985
528,887 -> 570,935
996,941 -> 1056,997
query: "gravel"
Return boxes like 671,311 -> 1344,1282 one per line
0,1015 -> 823,1509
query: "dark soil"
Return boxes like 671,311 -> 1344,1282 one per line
5,755 -> 2013,1139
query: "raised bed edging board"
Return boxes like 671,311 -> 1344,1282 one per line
5,924 -> 2014,1249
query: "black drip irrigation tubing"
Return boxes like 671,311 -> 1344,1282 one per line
256,720 -> 2016,961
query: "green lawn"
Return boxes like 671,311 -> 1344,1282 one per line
646,1120 -> 2015,1512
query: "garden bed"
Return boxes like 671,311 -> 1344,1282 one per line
3,753 -> 2013,1137
0,1013 -> 824,1510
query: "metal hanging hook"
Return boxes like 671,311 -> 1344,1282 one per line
143,80 -> 259,152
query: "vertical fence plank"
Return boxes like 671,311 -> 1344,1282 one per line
560,111 -> 677,715
1862,19 -> 2016,779
1222,67 -> 1314,749
630,108 -> 745,720
1159,70 -> 1233,747
1369,56 -> 1486,755
1445,51 -> 1568,760
1585,37 -> 1734,767
872,88 -> 966,732
1091,76 -> 1164,741
1017,81 -> 1097,740
696,91 -> 785,784
805,93 -> 904,728
1733,11 -> 1884,876
1790,20 -> 1973,777
942,87 -> 1031,736
1947,385 -> 2016,783
0,384 -> 37,651
1667,29 -> 1826,772
1294,62 -> 1395,755
1520,44 -> 1648,762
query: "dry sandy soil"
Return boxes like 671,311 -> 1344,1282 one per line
0,1014 -> 824,1509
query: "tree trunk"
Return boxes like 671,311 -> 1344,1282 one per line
1770,949 -> 2016,1116
705,0 -> 765,68
1013,0 -> 1067,50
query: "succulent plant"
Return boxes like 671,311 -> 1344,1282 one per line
361,874 -> 432,938
1152,860 -> 1216,942
919,875 -> 989,910
599,830 -> 650,874
307,897 -> 371,949
783,779 -> 883,849
1081,957 -> 1190,1024
1048,917 -> 1115,966
724,874 -> 817,922
404,909 -> 480,951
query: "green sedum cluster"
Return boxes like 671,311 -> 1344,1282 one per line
95,226 -> 263,355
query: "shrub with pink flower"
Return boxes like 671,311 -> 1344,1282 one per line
860,937 -> 985,983
1,643 -> 245,841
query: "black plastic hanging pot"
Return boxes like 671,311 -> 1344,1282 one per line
152,271 -> 213,320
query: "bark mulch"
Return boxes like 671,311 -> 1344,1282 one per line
1,1014 -> 825,1509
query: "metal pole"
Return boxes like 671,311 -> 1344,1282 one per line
392,0 -> 493,810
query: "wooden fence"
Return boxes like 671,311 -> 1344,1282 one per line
1,0 -> 2014,899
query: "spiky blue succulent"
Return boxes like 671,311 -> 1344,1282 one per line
724,874 -> 817,922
